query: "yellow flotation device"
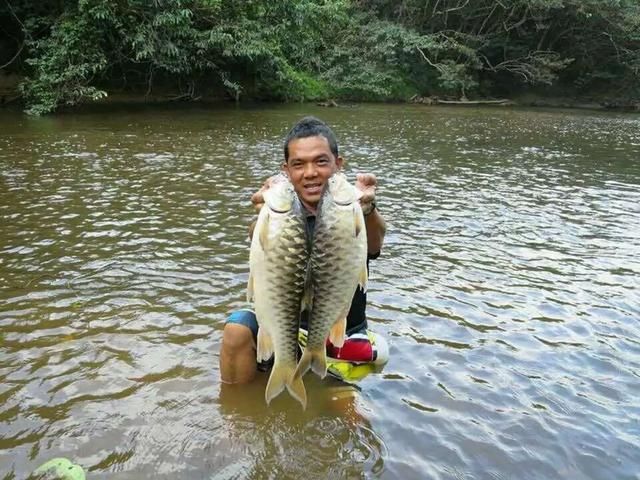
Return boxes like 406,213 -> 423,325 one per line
298,328 -> 389,383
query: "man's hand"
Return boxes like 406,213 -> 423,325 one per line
249,175 -> 282,240
355,172 -> 385,254
251,175 -> 281,213
355,173 -> 377,215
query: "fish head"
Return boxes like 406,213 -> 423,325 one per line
326,172 -> 360,207
263,174 -> 296,213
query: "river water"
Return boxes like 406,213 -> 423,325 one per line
1,104 -> 639,479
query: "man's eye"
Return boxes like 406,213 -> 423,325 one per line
317,158 -> 328,165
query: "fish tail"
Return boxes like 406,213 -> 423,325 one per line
265,362 -> 289,405
287,370 -> 307,410
310,347 -> 328,379
294,347 -> 328,380
265,361 -> 307,409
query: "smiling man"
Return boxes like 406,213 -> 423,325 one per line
220,116 -> 387,385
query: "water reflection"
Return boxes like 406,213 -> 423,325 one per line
218,377 -> 387,479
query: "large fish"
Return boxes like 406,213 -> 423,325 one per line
294,173 -> 368,380
248,175 -> 309,408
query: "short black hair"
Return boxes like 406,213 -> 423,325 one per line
283,116 -> 339,162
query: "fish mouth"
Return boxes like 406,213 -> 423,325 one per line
268,204 -> 291,214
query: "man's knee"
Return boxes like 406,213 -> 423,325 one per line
220,323 -> 257,384
222,323 -> 255,357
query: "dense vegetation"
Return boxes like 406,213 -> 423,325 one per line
1,0 -> 638,114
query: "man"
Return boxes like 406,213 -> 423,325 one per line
220,116 -> 386,384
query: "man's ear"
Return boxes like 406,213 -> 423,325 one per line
335,155 -> 344,171
281,162 -> 289,176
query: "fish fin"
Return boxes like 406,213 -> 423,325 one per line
311,347 -> 328,379
247,272 -> 254,303
287,370 -> 307,409
265,362 -> 288,405
266,361 -> 307,409
354,205 -> 364,237
329,316 -> 347,348
358,264 -> 368,293
258,213 -> 270,250
294,347 -> 327,380
293,349 -> 312,380
256,327 -> 274,362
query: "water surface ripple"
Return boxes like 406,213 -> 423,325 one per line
1,105 -> 639,479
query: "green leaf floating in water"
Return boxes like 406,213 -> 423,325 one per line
34,458 -> 86,480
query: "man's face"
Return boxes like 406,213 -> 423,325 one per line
282,135 -> 343,212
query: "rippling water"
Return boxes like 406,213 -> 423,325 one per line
1,105 -> 639,479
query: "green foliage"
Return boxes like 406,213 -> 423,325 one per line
265,64 -> 330,102
3,0 -> 639,113
20,11 -> 108,115
365,0 -> 639,97
319,16 -> 420,100
435,61 -> 477,97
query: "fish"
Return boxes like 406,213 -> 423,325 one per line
294,172 -> 368,380
247,174 -> 309,408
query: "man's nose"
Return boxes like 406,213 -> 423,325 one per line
302,162 -> 317,178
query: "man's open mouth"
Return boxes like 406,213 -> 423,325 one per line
304,183 -> 322,194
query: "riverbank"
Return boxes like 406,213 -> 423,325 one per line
1,74 -> 639,114
409,93 -> 640,112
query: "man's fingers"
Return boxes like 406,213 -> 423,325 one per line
356,173 -> 377,187
359,192 -> 375,204
251,190 -> 265,206
251,174 -> 282,208
356,173 -> 377,207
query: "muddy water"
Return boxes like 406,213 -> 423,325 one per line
1,104 -> 639,479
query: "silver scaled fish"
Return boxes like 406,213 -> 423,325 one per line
295,172 -> 368,379
248,175 -> 309,408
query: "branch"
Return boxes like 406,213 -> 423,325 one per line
476,3 -> 499,36
431,0 -> 440,19
0,41 -> 24,70
3,0 -> 26,32
602,32 -> 621,63
416,46 -> 445,74
480,50 -> 570,84
503,7 -> 528,32
1,0 -> 30,70
443,0 -> 469,13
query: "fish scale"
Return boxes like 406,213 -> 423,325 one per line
248,177 -> 309,408
295,173 -> 368,380
258,233 -> 305,367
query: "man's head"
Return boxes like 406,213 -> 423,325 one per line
284,116 -> 339,162
282,116 -> 343,212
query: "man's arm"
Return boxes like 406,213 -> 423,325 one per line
355,173 -> 386,255
364,207 -> 386,255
